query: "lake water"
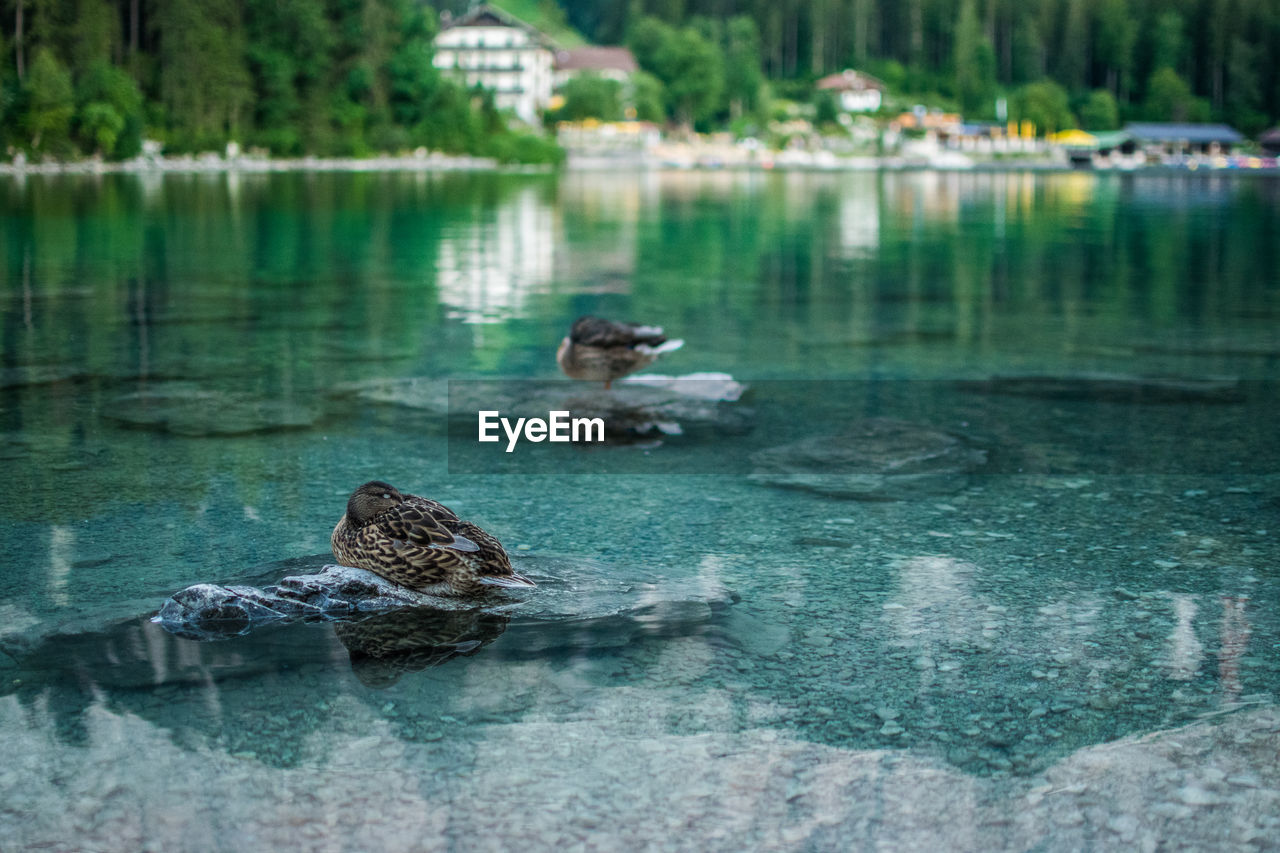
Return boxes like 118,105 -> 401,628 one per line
2,169 -> 1278,850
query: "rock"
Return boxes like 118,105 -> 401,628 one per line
152,568 -> 451,640
152,554 -> 738,649
103,383 -> 318,436
333,373 -> 750,437
749,418 -> 987,500
5,554 -> 740,699
957,373 -> 1244,404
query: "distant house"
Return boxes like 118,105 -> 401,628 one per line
1260,127 -> 1280,156
553,47 -> 638,89
815,70 -> 886,113
1123,122 -> 1245,156
433,4 -> 556,125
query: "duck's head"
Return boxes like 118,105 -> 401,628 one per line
346,481 -> 405,526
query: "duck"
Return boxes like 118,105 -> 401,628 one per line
556,315 -> 684,389
331,481 -> 535,596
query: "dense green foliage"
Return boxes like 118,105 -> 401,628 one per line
1,0 -> 560,161
3,0 -> 1277,157
552,0 -> 1280,134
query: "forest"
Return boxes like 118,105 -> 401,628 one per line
2,0 -> 1277,161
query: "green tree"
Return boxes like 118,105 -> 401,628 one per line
1149,11 -> 1185,74
1143,66 -> 1206,122
243,0 -> 334,154
653,25 -> 724,127
953,0 -> 996,116
1093,0 -> 1135,97
1013,78 -> 1074,135
21,47 -> 73,151
628,70 -> 665,123
387,6 -> 441,131
1010,13 -> 1043,85
74,61 -> 144,157
70,0 -> 118,68
554,72 -> 623,121
1053,0 -> 1089,93
152,0 -> 252,150
628,16 -> 673,74
1225,36 -> 1265,135
723,15 -> 762,119
1078,88 -> 1119,130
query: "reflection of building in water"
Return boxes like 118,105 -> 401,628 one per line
1163,594 -> 1204,680
434,187 -> 555,323
48,524 -> 73,607
882,172 -> 961,227
836,177 -> 880,259
551,172 -> 649,293
1218,596 -> 1251,702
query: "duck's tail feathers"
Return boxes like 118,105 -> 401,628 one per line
479,573 -> 537,589
637,338 -> 684,356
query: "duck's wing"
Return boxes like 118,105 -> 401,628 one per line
375,501 -> 475,553
571,316 -> 667,348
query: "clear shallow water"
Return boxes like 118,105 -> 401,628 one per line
2,170 -> 1279,850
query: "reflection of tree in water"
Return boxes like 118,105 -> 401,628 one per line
335,607 -> 509,689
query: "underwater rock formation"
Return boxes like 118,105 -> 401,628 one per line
103,382 -> 319,435
153,555 -> 737,645
957,373 -> 1244,404
152,565 -> 458,640
335,373 -> 750,437
749,417 -> 988,500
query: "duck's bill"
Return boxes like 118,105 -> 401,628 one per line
478,573 -> 537,589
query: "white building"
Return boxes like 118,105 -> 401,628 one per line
433,5 -> 555,125
816,69 -> 886,113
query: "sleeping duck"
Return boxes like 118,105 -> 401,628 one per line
556,315 -> 684,389
331,481 -> 535,596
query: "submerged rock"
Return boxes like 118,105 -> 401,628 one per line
103,383 -> 318,435
334,373 -> 750,437
154,555 -> 737,644
957,373 -> 1244,404
749,417 -> 987,500
152,566 -> 447,640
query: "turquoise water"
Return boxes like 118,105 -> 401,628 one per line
2,169 -> 1279,850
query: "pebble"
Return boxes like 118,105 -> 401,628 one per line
1176,785 -> 1223,806
1152,802 -> 1195,819
1107,814 -> 1140,838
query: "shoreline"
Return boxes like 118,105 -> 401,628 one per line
2,151 -> 1278,177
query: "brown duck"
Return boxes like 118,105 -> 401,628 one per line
331,481 -> 535,596
556,315 -> 684,389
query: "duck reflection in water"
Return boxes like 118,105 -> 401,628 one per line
334,606 -> 510,688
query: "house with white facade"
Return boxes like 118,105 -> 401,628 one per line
433,5 -> 555,125
815,69 -> 886,113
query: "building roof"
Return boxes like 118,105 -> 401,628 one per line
439,3 -> 553,45
816,70 -> 886,92
554,46 -> 637,73
1123,122 -> 1244,144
